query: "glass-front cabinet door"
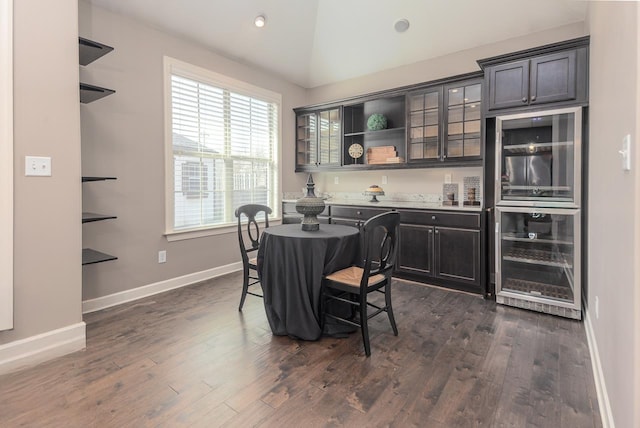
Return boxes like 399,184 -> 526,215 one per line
496,106 -> 582,207
318,108 -> 341,165
496,207 -> 581,318
295,107 -> 341,169
444,81 -> 482,160
296,112 -> 317,167
408,88 -> 441,161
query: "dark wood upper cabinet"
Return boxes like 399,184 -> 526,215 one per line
487,59 -> 530,110
294,71 -> 484,172
529,50 -> 577,105
295,107 -> 341,170
479,36 -> 589,114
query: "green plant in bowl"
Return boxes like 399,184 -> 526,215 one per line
367,114 -> 387,131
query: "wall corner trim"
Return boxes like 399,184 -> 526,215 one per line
0,322 -> 86,375
585,312 -> 616,428
82,262 -> 243,314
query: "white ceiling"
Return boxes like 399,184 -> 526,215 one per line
86,0 -> 588,88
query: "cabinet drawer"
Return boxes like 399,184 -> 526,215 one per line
398,209 -> 480,229
331,205 -> 389,220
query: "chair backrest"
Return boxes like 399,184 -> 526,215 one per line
359,211 -> 400,286
235,204 -> 272,262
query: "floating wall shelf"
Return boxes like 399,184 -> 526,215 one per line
82,212 -> 117,223
79,37 -> 114,66
80,83 -> 115,104
82,248 -> 117,266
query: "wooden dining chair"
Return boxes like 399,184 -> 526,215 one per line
322,211 -> 400,356
235,204 -> 271,311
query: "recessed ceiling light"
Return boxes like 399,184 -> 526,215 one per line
254,15 -> 266,28
394,18 -> 410,33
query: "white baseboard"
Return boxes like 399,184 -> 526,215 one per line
584,312 -> 615,428
0,322 -> 86,375
82,262 -> 242,314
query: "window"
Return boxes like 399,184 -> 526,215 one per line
181,161 -> 208,199
164,57 -> 280,235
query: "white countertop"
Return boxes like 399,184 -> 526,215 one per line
283,198 -> 483,212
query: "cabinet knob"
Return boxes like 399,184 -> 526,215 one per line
435,230 -> 439,234
522,97 -> 528,103
428,229 -> 433,234
356,211 -> 362,215
431,215 -> 436,220
531,95 -> 537,102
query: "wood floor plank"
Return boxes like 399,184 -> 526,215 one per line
0,274 -> 601,427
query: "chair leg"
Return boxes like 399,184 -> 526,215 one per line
238,266 -> 250,311
359,293 -> 371,357
319,288 -> 326,333
385,281 -> 398,336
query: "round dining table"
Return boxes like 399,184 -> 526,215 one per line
257,223 -> 360,340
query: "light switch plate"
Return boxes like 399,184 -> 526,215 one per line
25,156 -> 51,176
444,173 -> 452,184
621,134 -> 631,171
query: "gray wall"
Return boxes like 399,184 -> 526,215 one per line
78,2 -> 307,300
587,3 -> 640,427
0,0 -> 83,345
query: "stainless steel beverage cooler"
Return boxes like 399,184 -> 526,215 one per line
495,107 -> 582,319
495,207 -> 581,319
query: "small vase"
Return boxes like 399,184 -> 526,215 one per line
295,174 -> 325,231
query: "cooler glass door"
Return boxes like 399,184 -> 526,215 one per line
496,107 -> 581,207
496,206 -> 580,309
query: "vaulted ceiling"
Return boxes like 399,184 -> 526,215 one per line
86,0 -> 588,88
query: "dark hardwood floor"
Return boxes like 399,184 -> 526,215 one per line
0,272 -> 601,427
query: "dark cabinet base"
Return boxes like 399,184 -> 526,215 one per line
396,209 -> 485,295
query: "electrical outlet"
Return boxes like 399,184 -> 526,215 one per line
25,156 -> 52,176
381,175 -> 388,185
334,176 -> 339,184
158,250 -> 167,264
595,295 -> 599,319
444,173 -> 452,184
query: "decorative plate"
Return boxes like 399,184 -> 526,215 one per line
348,143 -> 364,159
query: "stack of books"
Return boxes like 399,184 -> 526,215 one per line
366,146 -> 404,164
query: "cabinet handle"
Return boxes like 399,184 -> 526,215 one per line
522,97 -> 527,103
531,95 -> 536,102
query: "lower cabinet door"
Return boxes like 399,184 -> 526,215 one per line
398,224 -> 434,276
434,227 -> 480,288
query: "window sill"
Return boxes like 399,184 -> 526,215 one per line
165,218 -> 282,242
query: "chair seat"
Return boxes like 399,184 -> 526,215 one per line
325,266 -> 385,289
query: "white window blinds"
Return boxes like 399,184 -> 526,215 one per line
168,64 -> 279,232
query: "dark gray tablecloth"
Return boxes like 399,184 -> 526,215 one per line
257,224 -> 359,340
